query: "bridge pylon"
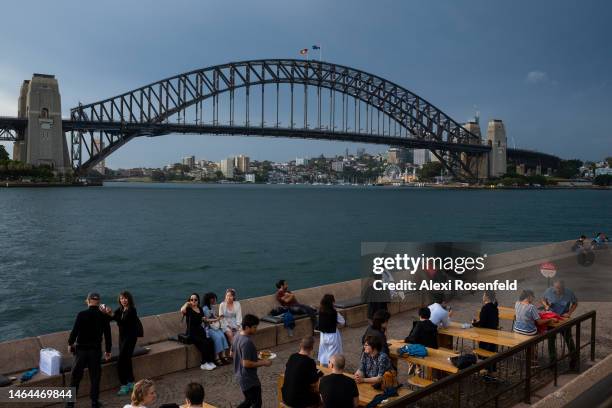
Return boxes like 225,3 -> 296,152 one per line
16,74 -> 70,174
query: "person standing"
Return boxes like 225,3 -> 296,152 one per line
317,294 -> 345,367
282,336 -> 322,408
542,280 -> 578,369
180,293 -> 216,370
319,354 -> 359,408
232,314 -> 272,408
110,291 -> 142,396
66,292 -> 112,408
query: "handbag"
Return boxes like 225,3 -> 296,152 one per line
136,316 -> 144,338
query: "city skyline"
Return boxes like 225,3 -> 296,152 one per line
1,0 -> 610,167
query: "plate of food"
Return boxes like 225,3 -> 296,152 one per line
258,350 -> 277,360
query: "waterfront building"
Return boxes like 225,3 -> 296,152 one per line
245,173 -> 256,182
331,161 -> 344,172
413,149 -> 431,165
220,158 -> 234,178
235,155 -> 250,173
595,167 -> 612,176
388,147 -> 412,165
183,155 -> 195,168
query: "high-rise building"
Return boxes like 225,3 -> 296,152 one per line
295,157 -> 309,166
387,147 -> 411,165
413,149 -> 431,166
234,155 -> 250,173
220,158 -> 234,178
182,155 -> 195,168
356,148 -> 366,158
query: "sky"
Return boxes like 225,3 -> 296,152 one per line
0,0 -> 610,168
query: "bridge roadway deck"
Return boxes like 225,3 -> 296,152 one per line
48,298 -> 611,408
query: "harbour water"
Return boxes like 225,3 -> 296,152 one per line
0,183 -> 610,341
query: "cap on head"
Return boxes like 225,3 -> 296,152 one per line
87,292 -> 101,301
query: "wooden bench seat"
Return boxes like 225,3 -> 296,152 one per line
407,375 -> 433,388
473,348 -> 497,358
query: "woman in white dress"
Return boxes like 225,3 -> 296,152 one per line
218,288 -> 242,346
317,294 -> 345,366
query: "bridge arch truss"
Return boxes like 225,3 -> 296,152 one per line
69,59 -> 488,177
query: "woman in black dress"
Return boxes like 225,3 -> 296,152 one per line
180,293 -> 216,371
112,291 -> 141,396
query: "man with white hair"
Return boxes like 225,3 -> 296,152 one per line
541,280 -> 578,369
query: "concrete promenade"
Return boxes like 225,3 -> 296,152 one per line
50,298 -> 612,408
1,241 -> 608,407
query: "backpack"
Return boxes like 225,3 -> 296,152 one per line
450,353 -> 477,369
398,343 -> 427,357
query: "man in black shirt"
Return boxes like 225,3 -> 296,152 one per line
281,336 -> 321,408
319,354 -> 359,408
66,292 -> 112,408
405,307 -> 438,349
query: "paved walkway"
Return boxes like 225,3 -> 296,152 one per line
54,297 -> 612,408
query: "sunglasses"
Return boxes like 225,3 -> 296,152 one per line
189,298 -> 198,302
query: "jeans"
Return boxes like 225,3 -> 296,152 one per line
237,385 -> 262,408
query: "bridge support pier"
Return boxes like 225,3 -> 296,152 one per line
16,74 -> 70,174
486,119 -> 507,178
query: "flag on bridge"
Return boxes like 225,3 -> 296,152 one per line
299,48 -> 308,55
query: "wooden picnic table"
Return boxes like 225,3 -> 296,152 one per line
439,321 -> 531,348
387,339 -> 458,380
277,365 -> 411,407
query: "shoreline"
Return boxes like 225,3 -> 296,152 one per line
0,181 -> 103,188
103,179 -> 609,190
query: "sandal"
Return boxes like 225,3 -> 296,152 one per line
214,359 -> 224,366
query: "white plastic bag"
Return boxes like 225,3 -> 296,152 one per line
39,348 -> 61,376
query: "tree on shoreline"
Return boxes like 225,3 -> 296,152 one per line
0,145 -> 9,162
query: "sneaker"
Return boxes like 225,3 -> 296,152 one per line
200,363 -> 215,371
116,385 -> 130,396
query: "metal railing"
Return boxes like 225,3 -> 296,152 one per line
385,310 -> 596,408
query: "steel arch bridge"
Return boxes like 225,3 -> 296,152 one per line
65,59 -> 490,178
1,59 -> 503,178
